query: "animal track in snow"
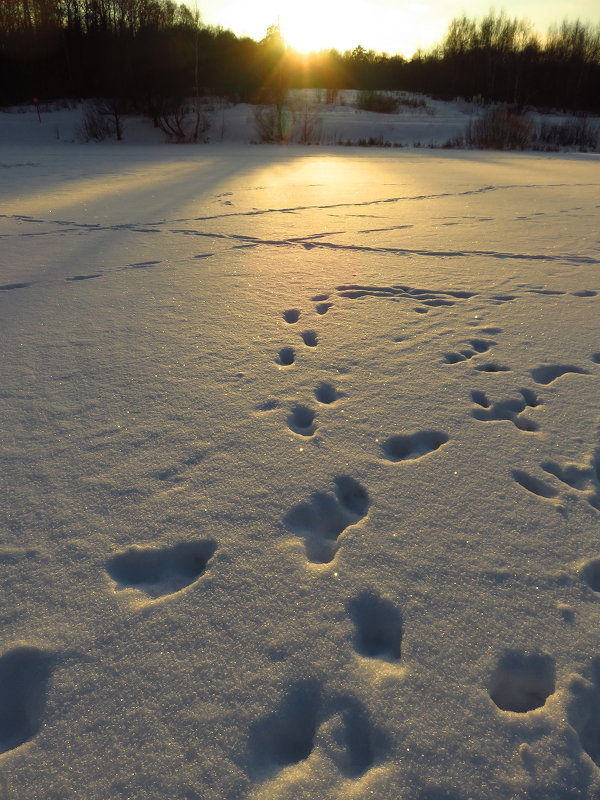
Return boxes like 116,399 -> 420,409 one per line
106,540 -> 216,599
581,558 -> 600,592
335,283 -> 475,313
489,651 -> 555,713
473,362 -> 511,373
283,309 -> 300,323
154,451 -> 204,482
310,293 -> 330,302
471,389 -> 540,432
571,290 -> 597,297
347,591 -> 403,661
592,353 -> 600,364
541,460 -> 590,490
300,330 -> 318,347
66,274 -> 101,281
127,260 -> 161,269
315,302 -> 332,315
538,430 -> 600,511
284,476 -> 370,564
575,659 -> 600,766
314,382 -> 342,405
249,680 -> 320,778
381,431 -> 449,462
276,347 -> 295,366
443,338 -> 494,364
512,470 -> 558,499
248,681 -> 384,782
0,646 -> 53,754
530,364 -> 589,385
256,398 -> 280,413
287,405 -> 317,436
0,281 -> 33,291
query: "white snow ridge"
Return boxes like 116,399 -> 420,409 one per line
1,115 -> 600,798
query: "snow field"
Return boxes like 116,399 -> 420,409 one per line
0,136 -> 599,797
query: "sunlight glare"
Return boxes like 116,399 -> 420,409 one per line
278,0 -> 443,57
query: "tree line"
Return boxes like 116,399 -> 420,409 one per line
1,1 -> 599,112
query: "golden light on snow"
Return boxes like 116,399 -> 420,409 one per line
3,161 -> 200,217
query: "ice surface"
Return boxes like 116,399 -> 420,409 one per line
1,113 -> 600,798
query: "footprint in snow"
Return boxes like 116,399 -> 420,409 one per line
443,338 -> 494,364
347,590 -> 403,662
106,540 -> 216,599
300,330 -> 318,347
287,405 -> 317,436
512,469 -> 558,500
530,364 -> 589,385
471,388 -> 540,432
248,680 -> 386,782
489,651 -> 555,713
381,431 -> 448,462
581,558 -> 600,592
282,308 -> 300,324
314,382 -> 343,405
284,476 -> 369,564
0,646 -> 54,754
276,347 -> 295,366
571,658 -> 600,767
0,282 -> 34,291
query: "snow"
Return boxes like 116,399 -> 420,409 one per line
1,106 -> 600,799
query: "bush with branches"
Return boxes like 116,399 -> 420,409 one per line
466,106 -> 533,149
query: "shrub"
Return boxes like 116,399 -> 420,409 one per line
536,118 -> 598,150
466,106 -> 533,150
157,102 -> 211,143
290,100 -> 321,144
78,100 -> 120,141
355,90 -> 400,114
252,104 -> 291,143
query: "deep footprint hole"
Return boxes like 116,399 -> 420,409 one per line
283,309 -> 300,324
382,431 -> 449,462
106,540 -> 216,597
489,651 -> 555,713
512,470 -> 557,499
471,390 -> 490,408
474,363 -> 510,373
315,382 -> 341,404
287,405 -> 317,436
300,330 -> 318,347
581,559 -> 600,592
348,591 -> 403,661
0,646 -> 53,754
248,680 -> 320,777
277,347 -> 295,366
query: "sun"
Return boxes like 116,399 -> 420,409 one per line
276,1 -> 443,58
279,1 -> 365,54
206,0 -> 446,59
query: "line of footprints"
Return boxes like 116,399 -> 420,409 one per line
2,286 -> 600,787
243,286 -> 600,784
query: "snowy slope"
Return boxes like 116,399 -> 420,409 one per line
1,131 -> 600,799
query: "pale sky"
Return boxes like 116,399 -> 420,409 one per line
195,0 -> 599,57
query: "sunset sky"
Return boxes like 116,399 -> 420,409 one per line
196,0 -> 600,57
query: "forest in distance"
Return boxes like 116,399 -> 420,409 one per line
1,2 -> 599,116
